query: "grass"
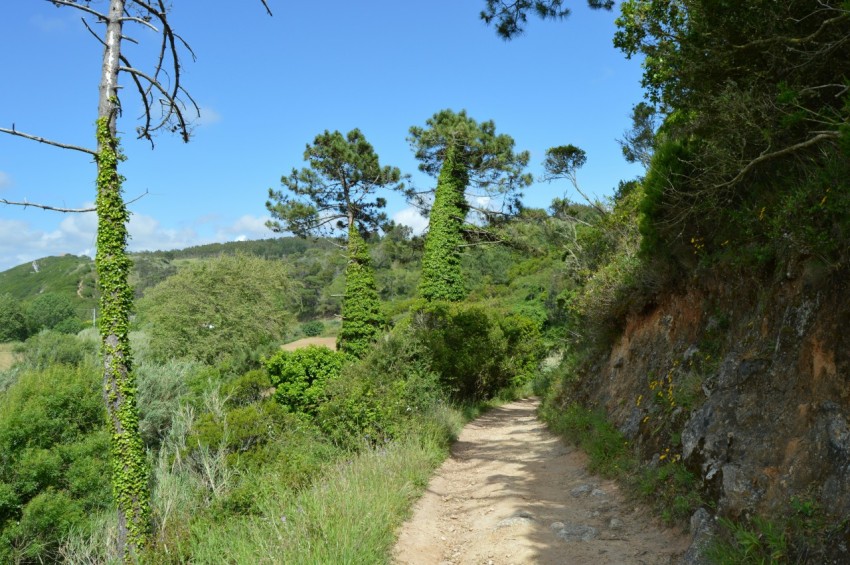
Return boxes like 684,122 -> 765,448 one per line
153,404 -> 464,564
539,398 -> 704,525
61,399 -> 467,564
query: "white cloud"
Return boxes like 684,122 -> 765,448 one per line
0,214 -> 97,272
196,106 -> 222,126
473,195 -> 492,208
393,207 -> 428,235
0,212 -> 278,273
0,172 -> 11,190
215,214 -> 273,242
127,213 -> 200,252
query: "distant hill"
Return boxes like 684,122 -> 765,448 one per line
0,237 -> 343,320
0,255 -> 97,319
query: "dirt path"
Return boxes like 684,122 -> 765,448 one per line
393,398 -> 690,565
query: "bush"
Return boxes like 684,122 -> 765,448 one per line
222,369 -> 273,407
499,312 -> 546,388
265,346 -> 349,415
25,293 -> 78,334
411,301 -> 544,401
182,380 -> 338,483
187,400 -> 296,469
0,365 -> 111,563
15,331 -> 96,370
52,316 -> 86,335
136,358 -> 196,449
139,254 -> 294,364
318,327 -> 444,449
0,294 -> 27,342
301,320 -> 324,337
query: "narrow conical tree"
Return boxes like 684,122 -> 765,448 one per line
337,224 -> 385,356
418,145 -> 468,301
266,129 -> 408,356
408,109 -> 532,302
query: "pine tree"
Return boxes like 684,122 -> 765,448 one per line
408,109 -> 532,302
266,129 -> 408,356
2,2 -> 272,558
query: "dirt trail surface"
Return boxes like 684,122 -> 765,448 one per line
393,398 -> 690,565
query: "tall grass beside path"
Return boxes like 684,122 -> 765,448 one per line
183,405 -> 463,564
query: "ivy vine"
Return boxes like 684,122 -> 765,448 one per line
94,117 -> 150,556
419,145 -> 468,302
337,225 -> 385,357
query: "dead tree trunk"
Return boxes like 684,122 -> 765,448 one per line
95,1 -> 151,559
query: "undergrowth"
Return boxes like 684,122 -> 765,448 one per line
706,497 -> 850,565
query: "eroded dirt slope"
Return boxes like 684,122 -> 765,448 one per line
394,398 -> 689,565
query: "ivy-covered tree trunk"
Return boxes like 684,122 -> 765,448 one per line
96,0 -> 150,558
419,145 -> 469,302
337,224 -> 385,357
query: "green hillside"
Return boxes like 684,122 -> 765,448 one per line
0,254 -> 97,317
0,237 -> 334,306
0,236 -> 390,327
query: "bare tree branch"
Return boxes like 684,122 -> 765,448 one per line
0,189 -> 149,213
48,0 -> 107,21
0,199 -> 96,213
715,132 -> 839,189
119,14 -> 159,32
0,126 -> 97,156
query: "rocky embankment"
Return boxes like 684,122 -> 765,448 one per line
579,262 -> 850,561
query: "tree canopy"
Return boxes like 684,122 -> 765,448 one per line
480,0 -> 613,39
139,254 -> 293,365
410,110 -> 531,301
266,128 -> 405,357
408,109 -> 532,219
266,129 -> 409,239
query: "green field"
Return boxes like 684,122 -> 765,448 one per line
0,344 -> 16,371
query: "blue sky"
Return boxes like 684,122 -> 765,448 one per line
0,1 -> 645,272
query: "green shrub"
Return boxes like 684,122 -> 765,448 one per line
300,320 -> 324,337
187,400 -> 297,469
411,301 -> 543,401
25,293 -> 77,334
136,359 -> 196,449
2,489 -> 86,563
0,294 -> 27,342
499,313 -> 546,388
412,301 -> 505,400
265,346 -> 349,415
318,327 -> 443,449
139,254 -> 293,364
222,369 -> 273,408
15,331 -> 96,370
52,316 -> 86,335
639,138 -> 697,260
0,365 -> 111,563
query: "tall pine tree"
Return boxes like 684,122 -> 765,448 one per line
266,129 -> 408,356
408,109 -> 532,302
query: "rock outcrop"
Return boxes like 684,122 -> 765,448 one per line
576,261 -> 850,561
